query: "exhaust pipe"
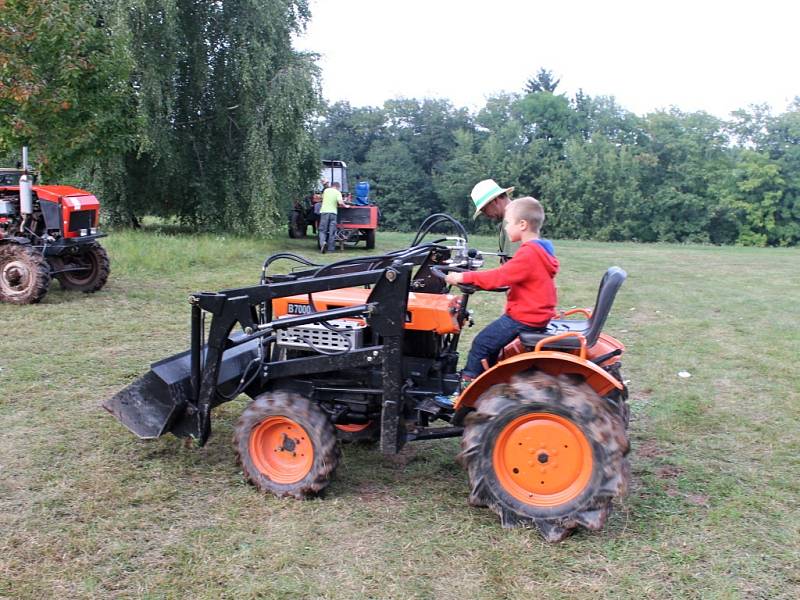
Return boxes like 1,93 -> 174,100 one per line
19,146 -> 33,215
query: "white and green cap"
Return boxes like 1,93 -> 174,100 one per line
470,179 -> 514,219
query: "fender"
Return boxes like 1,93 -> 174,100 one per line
453,350 -> 623,412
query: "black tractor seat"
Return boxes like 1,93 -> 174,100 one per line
519,267 -> 627,352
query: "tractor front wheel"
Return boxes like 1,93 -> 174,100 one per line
0,244 -> 51,304
458,371 -> 629,542
54,243 -> 110,293
234,391 -> 340,499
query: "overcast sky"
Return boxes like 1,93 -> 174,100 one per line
293,0 -> 798,118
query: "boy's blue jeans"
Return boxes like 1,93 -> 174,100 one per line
462,314 -> 545,378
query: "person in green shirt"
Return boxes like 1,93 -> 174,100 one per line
469,179 -> 518,260
319,181 -> 345,253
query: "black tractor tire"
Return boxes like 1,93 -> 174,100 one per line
335,420 -> 380,444
458,371 -> 630,542
0,244 -> 51,304
54,243 -> 110,293
289,211 -> 306,238
234,391 -> 340,499
604,361 -> 630,427
364,228 -> 376,250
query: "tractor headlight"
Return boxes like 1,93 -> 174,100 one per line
80,228 -> 88,236
90,227 -> 97,234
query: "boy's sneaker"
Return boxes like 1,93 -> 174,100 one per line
434,374 -> 475,408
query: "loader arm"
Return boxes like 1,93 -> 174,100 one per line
105,260 -> 413,451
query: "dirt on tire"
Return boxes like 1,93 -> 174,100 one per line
234,391 -> 340,499
0,244 -> 51,304
458,370 -> 630,542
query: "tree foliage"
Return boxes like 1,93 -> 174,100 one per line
2,26 -> 797,248
0,0 -> 134,173
2,0 -> 321,232
525,68 -> 560,94
105,0 -> 321,232
318,77 -> 799,246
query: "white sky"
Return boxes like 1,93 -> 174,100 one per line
294,0 -> 799,118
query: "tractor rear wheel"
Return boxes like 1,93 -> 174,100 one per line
234,391 -> 340,499
458,371 -> 629,542
364,228 -> 376,250
289,211 -> 306,238
54,243 -> 110,293
0,244 -> 50,304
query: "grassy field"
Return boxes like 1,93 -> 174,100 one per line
1,228 -> 798,599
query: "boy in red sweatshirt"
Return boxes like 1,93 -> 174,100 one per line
445,196 -> 559,381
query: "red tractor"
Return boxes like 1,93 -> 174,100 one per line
289,160 -> 378,250
0,148 -> 110,304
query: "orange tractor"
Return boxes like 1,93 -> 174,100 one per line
105,214 -> 629,541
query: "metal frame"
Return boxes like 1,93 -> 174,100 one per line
184,261 -> 411,451
106,241 -> 489,457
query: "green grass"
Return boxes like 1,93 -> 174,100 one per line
1,229 -> 799,599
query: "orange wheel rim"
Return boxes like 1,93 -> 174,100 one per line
493,412 -> 593,507
335,421 -> 372,433
249,416 -> 314,484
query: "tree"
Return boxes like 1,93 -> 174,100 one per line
524,68 -> 560,94
317,101 -> 387,172
103,0 -> 321,232
0,0 -> 134,175
362,139 -> 428,231
635,109 -> 732,242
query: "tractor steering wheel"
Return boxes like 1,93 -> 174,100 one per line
430,265 -> 509,294
429,265 -> 478,294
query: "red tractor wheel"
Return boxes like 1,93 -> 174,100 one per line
234,391 -> 340,499
54,243 -> 110,293
0,244 -> 51,304
458,371 -> 629,542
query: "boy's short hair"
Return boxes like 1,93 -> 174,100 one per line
507,196 -> 545,232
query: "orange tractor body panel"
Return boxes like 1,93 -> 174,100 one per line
454,350 -> 624,412
272,288 -> 462,334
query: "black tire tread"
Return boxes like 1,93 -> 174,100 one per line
458,371 -> 630,542
55,243 -> 110,293
0,244 -> 51,304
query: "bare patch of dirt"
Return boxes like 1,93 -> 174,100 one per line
381,444 -> 418,468
636,438 -> 666,459
685,493 -> 710,507
655,465 -> 682,479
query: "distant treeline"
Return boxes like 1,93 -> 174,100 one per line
318,71 -> 800,247
1,2 -> 797,246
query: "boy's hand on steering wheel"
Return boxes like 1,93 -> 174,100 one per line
444,272 -> 464,286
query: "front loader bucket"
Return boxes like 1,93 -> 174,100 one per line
103,351 -> 195,439
103,339 -> 260,439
